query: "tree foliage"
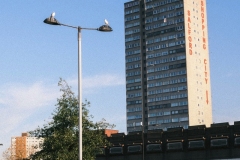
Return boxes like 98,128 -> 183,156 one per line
2,147 -> 14,160
29,79 -> 114,160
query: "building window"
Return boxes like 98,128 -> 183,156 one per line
179,117 -> 188,122
172,118 -> 179,122
127,114 -> 142,120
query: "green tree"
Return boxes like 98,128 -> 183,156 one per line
2,147 -> 14,160
29,79 -> 114,160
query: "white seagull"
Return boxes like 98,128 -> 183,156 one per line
51,12 -> 55,17
50,12 -> 55,20
104,19 -> 109,26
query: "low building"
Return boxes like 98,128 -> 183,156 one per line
11,133 -> 43,159
96,121 -> 240,160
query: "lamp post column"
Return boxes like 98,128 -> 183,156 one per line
43,13 -> 112,160
142,124 -> 144,160
78,26 -> 82,160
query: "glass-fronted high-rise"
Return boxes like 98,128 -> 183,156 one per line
124,0 -> 212,133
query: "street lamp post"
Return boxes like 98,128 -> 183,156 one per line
141,123 -> 145,160
43,12 -> 112,160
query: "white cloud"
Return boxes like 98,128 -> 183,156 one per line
67,73 -> 125,94
0,81 -> 59,123
0,74 -> 124,134
83,74 -> 125,89
0,82 -> 59,109
0,81 -> 59,156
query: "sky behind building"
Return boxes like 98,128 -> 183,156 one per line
0,0 -> 240,157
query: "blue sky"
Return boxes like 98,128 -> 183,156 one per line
0,0 -> 240,157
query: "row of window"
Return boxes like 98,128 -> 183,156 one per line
126,56 -> 140,63
145,11 -> 183,24
127,100 -> 142,105
125,22 -> 140,29
151,3 -> 183,15
72,137 -> 240,155
148,85 -> 187,95
148,117 -> 188,125
168,40 -> 185,47
126,45 -> 184,59
125,8 -> 139,15
127,107 -> 142,113
127,92 -> 142,98
154,124 -> 189,131
171,101 -> 188,107
125,35 -> 140,42
169,63 -> 186,69
126,49 -> 140,56
125,28 -> 140,36
105,139 -> 240,153
148,93 -> 187,102
126,63 -> 140,70
169,48 -> 185,54
146,0 -> 180,10
147,51 -> 168,59
127,122 -> 142,127
126,78 -> 141,84
145,19 -> 184,31
126,42 -> 140,49
147,64 -> 168,73
148,101 -> 188,110
149,111 -> 171,117
147,70 -> 186,81
147,48 -> 185,59
146,33 -> 184,45
172,109 -> 188,115
175,18 -> 185,24
147,27 -> 177,38
147,77 -> 187,88
146,40 -> 185,51
147,55 -> 186,66
126,85 -> 141,91
125,15 -> 140,22
149,109 -> 188,118
124,1 -> 139,9
126,70 -> 140,77
128,125 -> 189,132
147,63 -> 186,73
127,114 -> 142,120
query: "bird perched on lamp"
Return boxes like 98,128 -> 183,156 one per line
50,12 -> 55,21
104,19 -> 109,26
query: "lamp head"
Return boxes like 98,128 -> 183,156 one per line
98,25 -> 113,32
98,19 -> 112,32
43,12 -> 60,25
